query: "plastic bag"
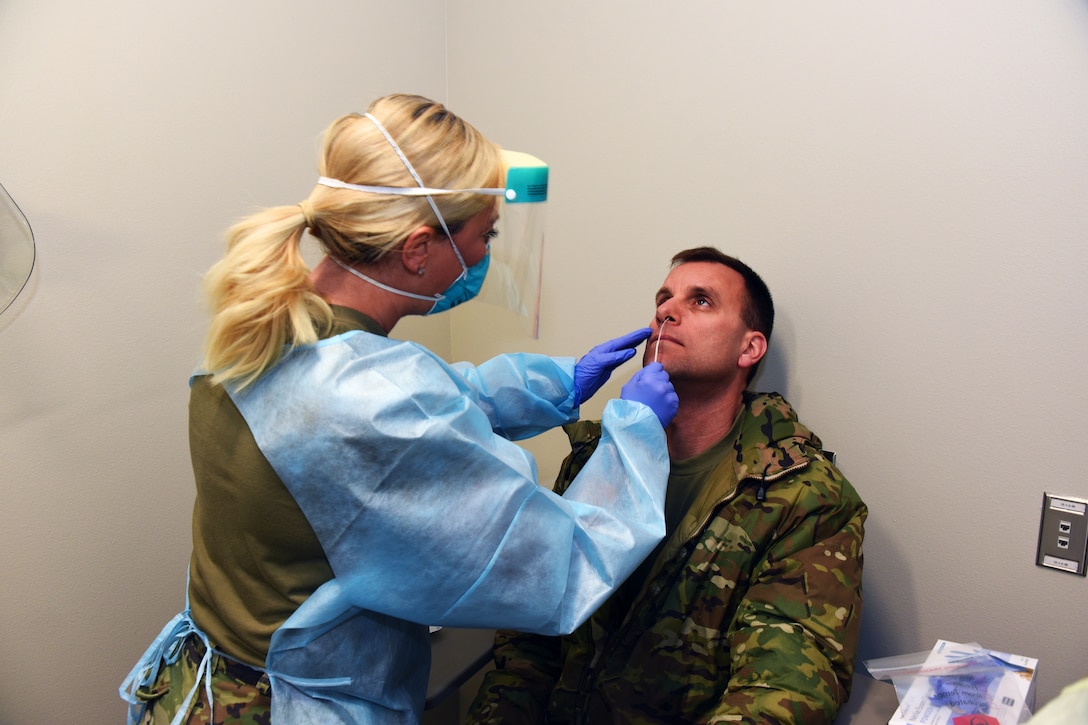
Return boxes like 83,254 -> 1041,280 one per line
864,641 -> 1037,725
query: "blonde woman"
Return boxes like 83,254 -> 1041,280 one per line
120,94 -> 677,725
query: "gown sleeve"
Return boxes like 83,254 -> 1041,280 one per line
450,353 -> 579,440
230,334 -> 669,636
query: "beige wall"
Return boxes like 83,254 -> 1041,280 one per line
0,2 -> 451,722
447,0 -> 1088,709
1,1 -> 1086,722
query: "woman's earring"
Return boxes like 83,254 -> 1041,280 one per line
418,267 -> 425,276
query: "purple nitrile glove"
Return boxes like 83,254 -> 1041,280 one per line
573,328 -> 652,406
620,362 -> 678,428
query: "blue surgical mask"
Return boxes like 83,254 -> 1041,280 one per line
427,247 -> 490,315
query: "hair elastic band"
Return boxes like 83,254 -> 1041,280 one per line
298,201 -> 316,229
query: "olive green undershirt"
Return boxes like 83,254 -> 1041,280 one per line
620,416 -> 743,606
187,306 -> 383,668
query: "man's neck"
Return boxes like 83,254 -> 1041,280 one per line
665,380 -> 746,460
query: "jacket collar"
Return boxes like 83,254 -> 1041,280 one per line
730,391 -> 823,486
673,391 -> 823,543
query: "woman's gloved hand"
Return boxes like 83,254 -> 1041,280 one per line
573,328 -> 652,406
620,362 -> 678,428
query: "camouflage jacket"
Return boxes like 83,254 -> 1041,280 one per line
467,392 -> 867,725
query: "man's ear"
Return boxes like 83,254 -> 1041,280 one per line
400,225 -> 439,274
738,330 -> 768,373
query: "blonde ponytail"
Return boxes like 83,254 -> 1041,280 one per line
199,94 -> 503,390
201,205 -> 332,390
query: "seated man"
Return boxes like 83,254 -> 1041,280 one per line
466,246 -> 867,724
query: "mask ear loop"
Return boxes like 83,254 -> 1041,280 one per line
363,112 -> 469,278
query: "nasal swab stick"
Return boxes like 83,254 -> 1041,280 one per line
654,319 -> 668,364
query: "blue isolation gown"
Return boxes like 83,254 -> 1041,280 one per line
123,327 -> 668,724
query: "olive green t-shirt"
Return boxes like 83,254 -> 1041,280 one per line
619,419 -> 743,608
187,306 -> 384,668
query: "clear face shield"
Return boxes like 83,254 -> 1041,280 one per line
476,150 -> 548,338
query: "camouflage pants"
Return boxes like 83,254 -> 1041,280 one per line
132,634 -> 271,724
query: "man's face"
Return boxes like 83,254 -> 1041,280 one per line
643,261 -> 759,384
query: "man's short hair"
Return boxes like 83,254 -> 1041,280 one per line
670,247 -> 775,381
